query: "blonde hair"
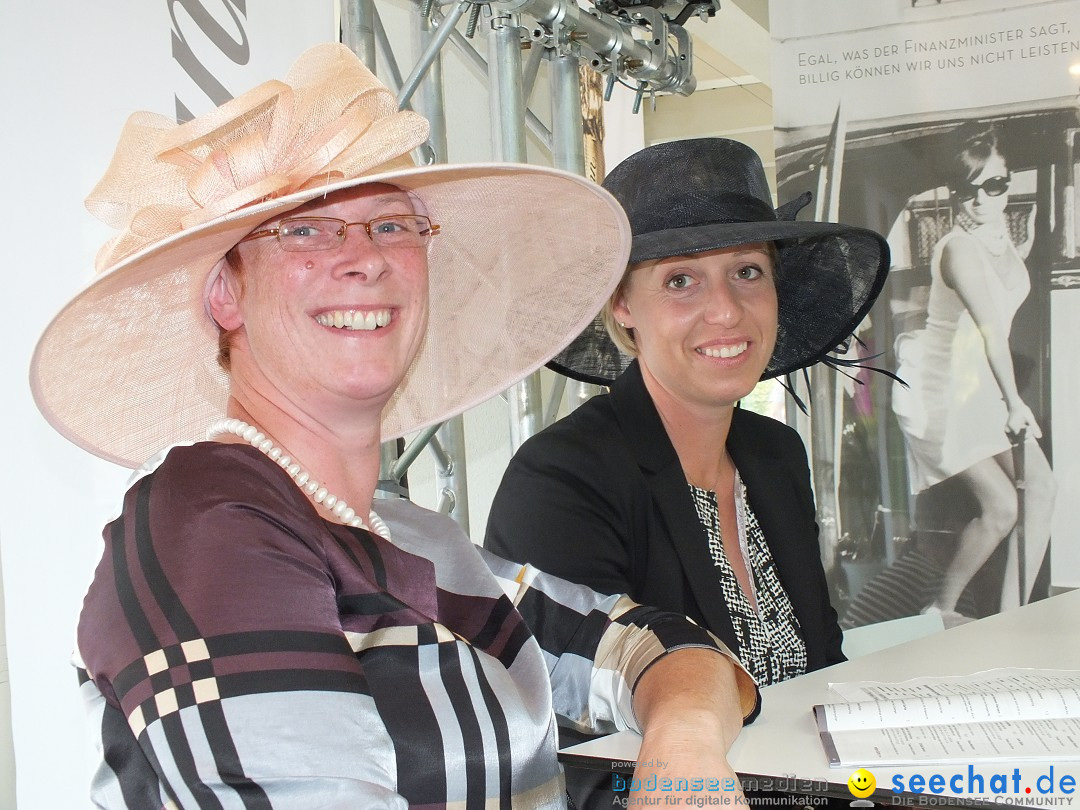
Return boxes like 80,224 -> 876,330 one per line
600,265 -> 638,357
602,242 -> 781,357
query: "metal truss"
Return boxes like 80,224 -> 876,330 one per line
343,0 -> 717,533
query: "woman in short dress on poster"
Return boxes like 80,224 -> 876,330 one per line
892,122 -> 1055,624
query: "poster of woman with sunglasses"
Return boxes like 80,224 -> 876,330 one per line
890,121 -> 1055,628
766,0 -> 1077,634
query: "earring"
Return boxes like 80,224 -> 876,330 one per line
619,322 -> 629,328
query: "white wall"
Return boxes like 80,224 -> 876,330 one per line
0,4 -> 335,807
0,547 -> 14,809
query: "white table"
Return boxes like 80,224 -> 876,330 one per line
561,588 -> 1080,807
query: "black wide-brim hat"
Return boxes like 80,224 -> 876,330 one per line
548,137 -> 890,386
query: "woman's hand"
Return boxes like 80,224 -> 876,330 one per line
631,726 -> 744,807
1005,401 -> 1042,441
629,648 -> 757,806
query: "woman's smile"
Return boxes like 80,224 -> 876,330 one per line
314,308 -> 394,331
696,340 -> 750,360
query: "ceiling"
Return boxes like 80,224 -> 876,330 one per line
642,0 -> 775,186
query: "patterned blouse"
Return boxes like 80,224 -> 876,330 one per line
690,474 -> 808,686
76,443 -> 750,809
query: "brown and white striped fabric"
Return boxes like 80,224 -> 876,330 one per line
76,442 -> 746,809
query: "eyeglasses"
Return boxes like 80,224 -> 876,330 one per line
951,174 -> 1010,202
239,215 -> 440,252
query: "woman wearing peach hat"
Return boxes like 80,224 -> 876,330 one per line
32,44 -> 756,807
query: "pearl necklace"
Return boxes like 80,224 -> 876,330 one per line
206,417 -> 391,541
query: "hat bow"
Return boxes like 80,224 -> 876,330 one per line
86,43 -> 427,273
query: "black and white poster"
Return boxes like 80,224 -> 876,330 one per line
768,0 -> 1079,631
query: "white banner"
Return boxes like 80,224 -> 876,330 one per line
768,0 -> 1079,631
0,3 -> 335,806
772,1 -> 1076,130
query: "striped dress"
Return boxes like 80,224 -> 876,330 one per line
76,442 -> 743,808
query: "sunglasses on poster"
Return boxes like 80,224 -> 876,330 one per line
951,174 -> 1011,202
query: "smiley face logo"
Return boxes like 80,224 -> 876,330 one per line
848,768 -> 876,799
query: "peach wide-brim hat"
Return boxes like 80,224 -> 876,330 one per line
30,43 -> 630,468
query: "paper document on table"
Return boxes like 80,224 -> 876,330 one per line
813,669 -> 1080,766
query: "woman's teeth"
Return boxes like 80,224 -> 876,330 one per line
315,310 -> 392,331
698,342 -> 748,359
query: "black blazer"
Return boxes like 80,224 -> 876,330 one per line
485,361 -> 845,674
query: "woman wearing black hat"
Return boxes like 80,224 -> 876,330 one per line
485,137 -> 889,807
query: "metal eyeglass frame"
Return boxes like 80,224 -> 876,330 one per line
239,215 -> 441,252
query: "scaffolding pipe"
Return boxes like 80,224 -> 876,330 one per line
568,380 -> 602,411
436,419 -> 470,528
448,29 -> 553,151
408,0 -> 469,529
377,440 -> 407,499
427,433 -> 452,474
411,4 -> 449,162
374,6 -> 406,95
489,13 -> 544,448
399,0 -> 472,110
522,40 -> 545,101
546,52 -> 601,422
488,15 -> 528,161
341,0 -> 378,70
509,378 -> 544,450
390,422 -> 443,480
543,373 -> 568,424
550,51 -> 585,174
